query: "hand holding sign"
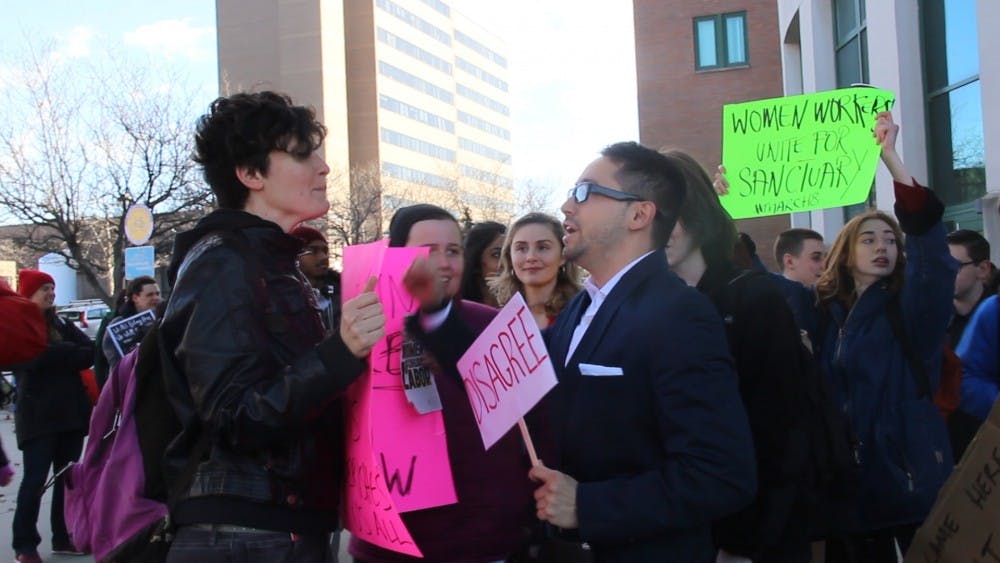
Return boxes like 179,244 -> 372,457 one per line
530,463 -> 579,529
341,276 -> 385,358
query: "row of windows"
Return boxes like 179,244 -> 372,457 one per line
454,29 -> 508,68
456,57 -> 508,92
460,164 -> 513,188
418,0 -> 449,17
456,83 -> 509,116
460,192 -> 515,215
376,0 -> 451,46
458,111 -> 510,140
377,28 -> 452,75
458,137 -> 510,163
378,61 -> 454,104
379,94 -> 455,133
381,128 -> 456,162
383,162 -> 457,191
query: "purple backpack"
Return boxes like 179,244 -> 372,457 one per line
63,346 -> 170,562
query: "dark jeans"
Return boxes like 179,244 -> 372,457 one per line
166,526 -> 331,563
12,431 -> 84,554
825,524 -> 918,563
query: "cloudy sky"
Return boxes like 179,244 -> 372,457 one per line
1,0 -> 638,207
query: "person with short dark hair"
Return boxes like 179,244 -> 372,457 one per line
100,275 -> 162,368
159,91 -> 384,562
946,229 -> 994,347
774,228 -> 826,287
408,142 -> 757,561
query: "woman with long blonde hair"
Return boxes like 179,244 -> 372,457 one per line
490,212 -> 582,327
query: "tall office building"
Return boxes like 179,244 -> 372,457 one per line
216,0 -> 514,237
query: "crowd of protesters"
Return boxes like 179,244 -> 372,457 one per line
0,90 -> 998,563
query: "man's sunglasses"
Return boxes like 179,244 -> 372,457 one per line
568,182 -> 644,204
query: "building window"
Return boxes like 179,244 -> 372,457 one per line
456,57 -> 508,92
378,61 -> 453,103
457,111 -> 511,141
460,165 -> 513,189
376,0 -> 451,45
457,84 -> 510,116
383,162 -> 456,191
377,28 -> 452,75
922,0 -> 984,222
455,30 -> 508,68
693,12 -> 748,70
380,128 -> 456,162
459,137 -> 511,163
833,0 -> 870,219
379,94 -> 455,133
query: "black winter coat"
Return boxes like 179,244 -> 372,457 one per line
160,209 -> 366,534
700,263 -> 813,560
13,313 -> 94,448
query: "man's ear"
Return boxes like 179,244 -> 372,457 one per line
235,166 -> 265,192
782,253 -> 795,272
627,201 -> 657,232
975,260 -> 992,282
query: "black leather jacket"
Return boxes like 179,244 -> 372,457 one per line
160,209 -> 365,533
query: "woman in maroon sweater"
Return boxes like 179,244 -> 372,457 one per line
349,204 -> 538,563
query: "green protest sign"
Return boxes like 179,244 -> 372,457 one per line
720,86 -> 895,219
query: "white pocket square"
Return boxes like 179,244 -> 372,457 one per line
578,363 -> 624,377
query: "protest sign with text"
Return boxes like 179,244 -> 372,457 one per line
456,292 -> 557,451
106,309 -> 156,357
721,86 -> 896,219
341,241 -> 458,556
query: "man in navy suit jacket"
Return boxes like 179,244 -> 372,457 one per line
528,142 -> 757,562
403,142 -> 756,562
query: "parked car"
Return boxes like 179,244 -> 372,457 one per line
57,299 -> 111,340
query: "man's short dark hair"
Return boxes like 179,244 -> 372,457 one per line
127,275 -> 157,297
193,91 -> 326,210
947,229 -> 990,263
774,228 -> 824,271
600,142 -> 686,247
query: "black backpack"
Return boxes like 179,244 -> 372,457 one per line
718,271 -> 861,539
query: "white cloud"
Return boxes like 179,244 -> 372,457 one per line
51,25 -> 95,61
123,18 -> 213,61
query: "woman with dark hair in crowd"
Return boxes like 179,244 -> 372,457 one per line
490,212 -> 581,328
459,220 -> 506,307
349,204 -> 537,563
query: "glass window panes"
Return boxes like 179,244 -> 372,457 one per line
834,0 -> 859,43
835,36 -> 861,88
696,19 -> 717,67
928,81 -> 985,206
924,0 -> 979,91
726,15 -> 747,64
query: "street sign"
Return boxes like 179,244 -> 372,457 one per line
124,204 -> 154,246
124,246 -> 155,280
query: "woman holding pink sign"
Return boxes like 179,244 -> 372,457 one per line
349,204 -> 540,563
491,212 -> 582,328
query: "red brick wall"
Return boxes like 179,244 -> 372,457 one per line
634,0 -> 789,270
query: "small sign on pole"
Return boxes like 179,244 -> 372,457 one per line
124,246 -> 155,280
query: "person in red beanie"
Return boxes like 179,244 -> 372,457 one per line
290,225 -> 342,332
12,269 -> 94,562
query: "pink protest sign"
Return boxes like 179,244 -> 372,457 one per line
369,247 -> 457,513
341,243 -> 456,557
341,239 -> 387,303
456,292 -> 558,449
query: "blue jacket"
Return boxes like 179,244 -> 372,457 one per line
957,294 -> 999,419
545,251 -> 757,562
811,202 -> 956,530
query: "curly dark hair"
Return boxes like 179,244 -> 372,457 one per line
193,91 -> 326,209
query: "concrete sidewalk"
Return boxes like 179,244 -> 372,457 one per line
0,407 -> 82,563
